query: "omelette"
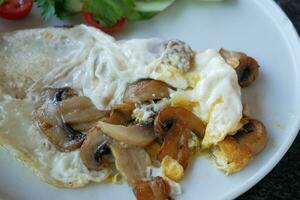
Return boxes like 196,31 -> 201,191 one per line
0,25 -> 267,199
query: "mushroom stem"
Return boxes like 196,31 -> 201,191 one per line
157,121 -> 191,169
97,121 -> 156,147
154,107 -> 206,169
110,143 -> 152,186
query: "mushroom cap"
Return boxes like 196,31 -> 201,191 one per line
154,107 -> 205,138
219,48 -> 259,87
80,127 -> 110,171
123,79 -> 169,103
34,88 -> 86,152
234,118 -> 268,155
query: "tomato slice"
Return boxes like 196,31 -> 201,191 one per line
82,12 -> 125,33
0,0 -> 33,20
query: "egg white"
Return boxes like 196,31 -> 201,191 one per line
0,25 -> 242,188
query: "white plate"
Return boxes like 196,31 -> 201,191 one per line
0,0 -> 300,200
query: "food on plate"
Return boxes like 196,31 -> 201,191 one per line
0,25 -> 268,199
211,118 -> 268,174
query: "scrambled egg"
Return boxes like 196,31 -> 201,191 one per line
147,165 -> 182,197
161,156 -> 184,182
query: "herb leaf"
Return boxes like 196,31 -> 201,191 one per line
85,0 -> 137,27
34,0 -> 56,20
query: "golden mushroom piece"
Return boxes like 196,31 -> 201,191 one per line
219,48 -> 260,87
211,118 -> 268,174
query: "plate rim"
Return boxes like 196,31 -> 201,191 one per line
0,0 -> 300,200
225,0 -> 300,199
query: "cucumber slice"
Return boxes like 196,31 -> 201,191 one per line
64,0 -> 83,13
135,0 -> 175,12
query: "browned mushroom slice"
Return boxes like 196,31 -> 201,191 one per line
80,127 -> 111,171
34,87 -> 86,151
133,176 -> 171,200
97,121 -> 156,147
211,118 -> 268,174
154,107 -> 206,169
157,122 -> 191,169
60,96 -> 108,124
123,79 -> 169,103
155,107 -> 206,138
234,118 -> 268,155
110,143 -> 152,186
219,48 -> 260,87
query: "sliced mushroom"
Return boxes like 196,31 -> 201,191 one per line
110,143 -> 152,186
34,87 -> 86,151
123,79 -> 169,103
133,176 -> 171,200
154,107 -> 206,169
219,48 -> 259,87
60,96 -> 108,124
211,118 -> 268,174
155,107 -> 206,138
80,127 -> 111,171
157,121 -> 191,169
234,118 -> 268,155
97,121 -> 156,147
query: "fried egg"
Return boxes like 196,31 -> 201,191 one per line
0,25 -> 164,187
163,50 -> 243,148
0,25 -> 242,188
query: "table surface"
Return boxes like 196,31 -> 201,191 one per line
238,1 -> 300,199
